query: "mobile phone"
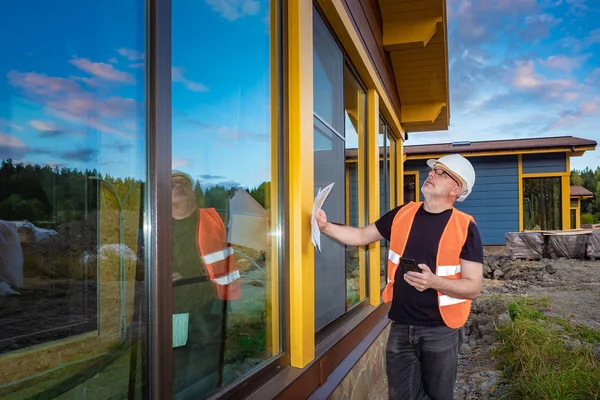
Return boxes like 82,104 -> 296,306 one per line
400,258 -> 421,274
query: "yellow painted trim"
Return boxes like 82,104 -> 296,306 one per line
518,155 -> 523,231
389,137 -> 396,208
397,139 -> 404,206
316,0 -> 405,140
266,0 -> 280,355
404,171 -> 420,202
401,102 -> 445,124
383,17 -> 442,50
287,0 -> 314,368
405,146 -> 596,160
367,90 -> 381,307
570,206 -> 580,229
522,172 -> 569,178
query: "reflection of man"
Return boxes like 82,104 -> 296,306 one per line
171,170 -> 241,399
315,154 -> 483,400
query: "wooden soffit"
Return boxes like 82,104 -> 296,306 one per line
378,0 -> 450,133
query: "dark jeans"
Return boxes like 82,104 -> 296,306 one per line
386,322 -> 460,400
173,304 -> 225,400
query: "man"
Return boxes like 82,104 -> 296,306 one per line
315,154 -> 483,400
171,170 -> 241,399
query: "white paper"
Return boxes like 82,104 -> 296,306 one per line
228,188 -> 268,251
311,182 -> 334,252
172,313 -> 189,348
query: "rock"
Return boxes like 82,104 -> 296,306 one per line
496,311 -> 511,325
593,346 -> 600,362
469,337 -> 478,348
493,269 -> 505,280
459,343 -> 472,355
564,339 -> 582,351
480,322 -> 495,337
478,370 -> 501,394
546,264 -> 557,274
483,264 -> 493,277
482,334 -> 494,345
546,322 -> 565,332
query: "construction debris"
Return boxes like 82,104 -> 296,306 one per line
506,230 -> 599,260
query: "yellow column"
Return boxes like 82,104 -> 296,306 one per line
396,139 -> 404,206
367,90 -> 381,306
288,0 -> 315,368
389,138 -> 396,208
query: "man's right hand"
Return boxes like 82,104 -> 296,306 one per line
172,272 -> 183,282
315,209 -> 328,231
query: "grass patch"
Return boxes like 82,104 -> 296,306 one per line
494,299 -> 600,399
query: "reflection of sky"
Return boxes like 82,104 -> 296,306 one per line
0,0 -> 270,188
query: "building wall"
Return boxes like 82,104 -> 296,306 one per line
522,152 -> 566,174
405,156 -> 520,245
328,323 -> 390,400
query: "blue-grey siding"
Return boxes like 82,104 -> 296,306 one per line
405,156 -> 519,245
522,152 -> 566,174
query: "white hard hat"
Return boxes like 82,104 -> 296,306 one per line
426,154 -> 475,202
172,170 -> 194,185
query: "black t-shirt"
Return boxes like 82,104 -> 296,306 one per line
172,210 -> 219,317
375,203 -> 484,326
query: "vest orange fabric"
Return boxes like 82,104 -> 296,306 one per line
197,208 -> 241,300
382,201 -> 474,329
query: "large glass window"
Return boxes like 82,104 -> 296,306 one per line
378,119 -> 389,289
314,7 -> 368,331
523,177 -> 562,230
171,1 -> 280,398
344,64 -> 367,309
404,174 -> 417,202
0,1 -> 147,398
314,7 -> 346,331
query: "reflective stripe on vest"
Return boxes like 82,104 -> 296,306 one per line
382,201 -> 474,329
203,247 -> 234,265
197,208 -> 241,300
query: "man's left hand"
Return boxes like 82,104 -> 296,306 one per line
404,264 -> 437,292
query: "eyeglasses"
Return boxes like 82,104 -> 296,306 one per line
172,178 -> 192,188
427,167 -> 461,187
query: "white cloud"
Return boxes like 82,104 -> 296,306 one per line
70,58 -> 135,83
542,54 -> 591,71
172,67 -> 209,92
0,132 -> 26,148
117,48 -> 145,61
173,158 -> 191,169
205,0 -> 260,21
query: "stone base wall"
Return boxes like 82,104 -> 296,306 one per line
328,322 -> 390,400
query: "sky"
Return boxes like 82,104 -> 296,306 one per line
406,0 -> 600,171
1,0 -> 598,192
0,0 -> 271,189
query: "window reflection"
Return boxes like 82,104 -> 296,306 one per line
0,0 -> 147,398
313,7 -> 346,331
171,0 -> 278,397
523,177 -> 562,231
344,65 -> 366,309
379,119 -> 388,290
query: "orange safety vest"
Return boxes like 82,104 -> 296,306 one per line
382,201 -> 474,329
197,208 -> 241,301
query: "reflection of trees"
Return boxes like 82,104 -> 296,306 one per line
523,177 -> 561,231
